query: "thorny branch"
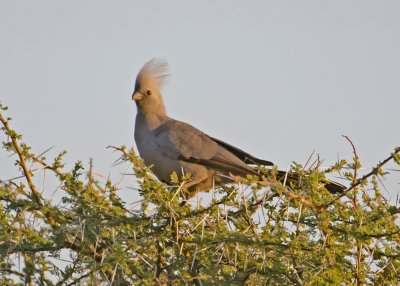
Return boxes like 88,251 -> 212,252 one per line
341,135 -> 363,286
321,146 -> 400,211
0,112 -> 43,207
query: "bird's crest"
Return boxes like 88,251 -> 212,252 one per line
136,58 -> 169,91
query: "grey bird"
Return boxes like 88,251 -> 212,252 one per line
132,59 -> 345,198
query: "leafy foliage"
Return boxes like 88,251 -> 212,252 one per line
0,103 -> 399,285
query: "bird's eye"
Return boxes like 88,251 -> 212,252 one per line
146,90 -> 152,96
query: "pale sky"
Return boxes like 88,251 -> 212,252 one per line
1,1 -> 399,200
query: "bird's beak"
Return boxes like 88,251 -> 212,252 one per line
132,92 -> 143,101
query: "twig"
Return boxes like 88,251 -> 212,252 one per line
303,150 -> 316,171
0,112 -> 43,207
64,266 -> 103,286
321,147 -> 400,211
343,135 -> 359,188
32,156 -> 64,177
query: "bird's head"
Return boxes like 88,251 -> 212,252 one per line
132,58 -> 169,115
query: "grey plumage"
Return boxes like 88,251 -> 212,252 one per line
132,59 -> 345,197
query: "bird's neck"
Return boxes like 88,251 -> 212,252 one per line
136,109 -> 169,130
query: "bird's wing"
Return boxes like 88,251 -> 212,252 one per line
153,120 -> 217,160
209,136 -> 274,166
152,120 -> 256,175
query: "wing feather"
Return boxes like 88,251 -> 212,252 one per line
153,120 -> 257,176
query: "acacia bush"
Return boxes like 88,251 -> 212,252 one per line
0,102 -> 399,285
